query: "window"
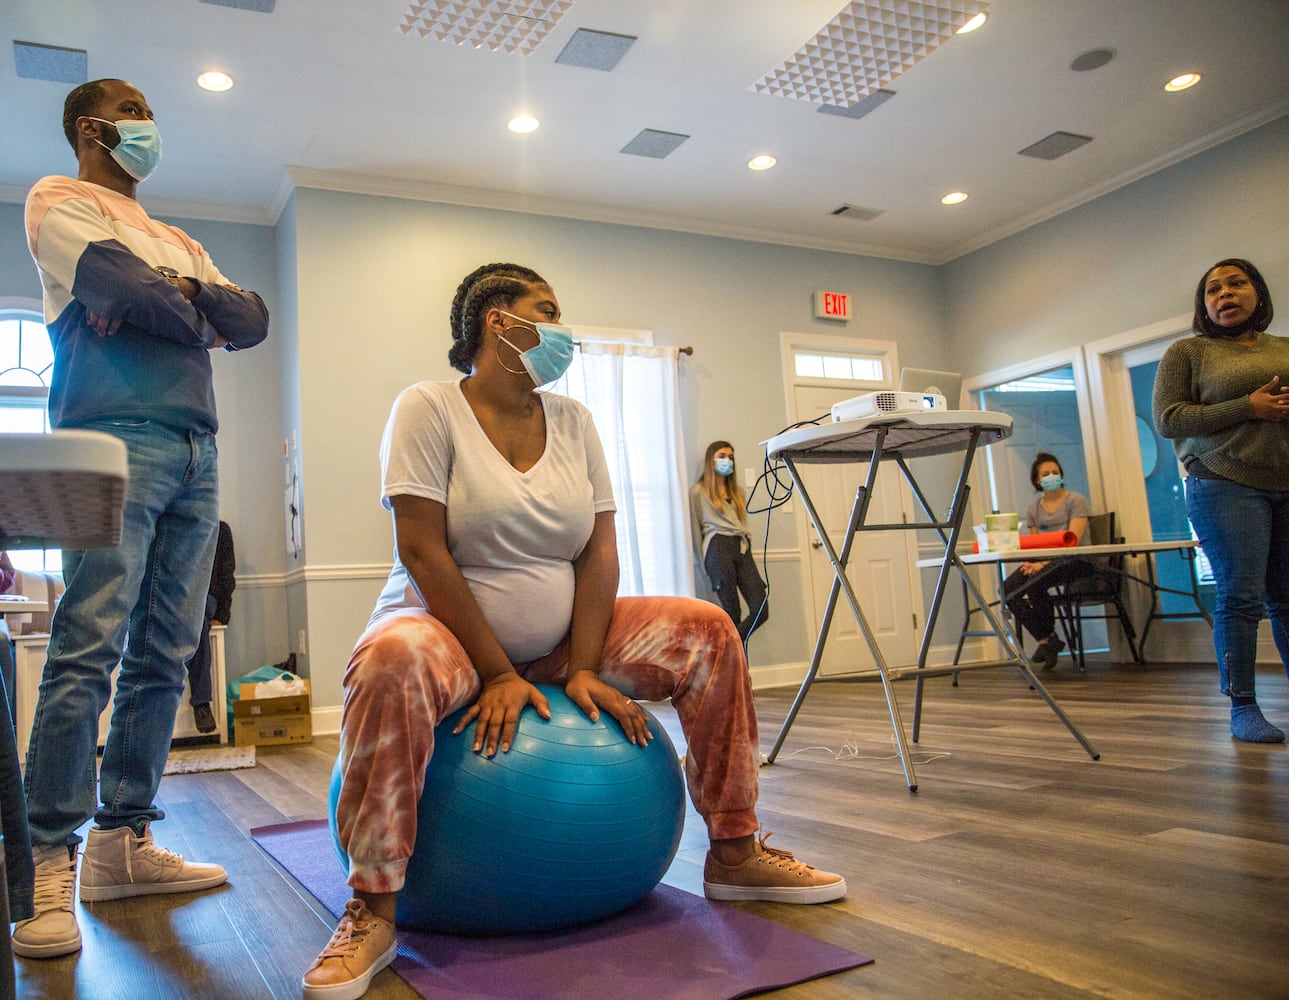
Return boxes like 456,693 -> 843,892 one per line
550,328 -> 693,598
792,350 -> 886,383
977,365 -> 1089,520
1,307 -> 60,572
0,311 -> 53,434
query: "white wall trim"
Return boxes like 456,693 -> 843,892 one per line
286,166 -> 940,266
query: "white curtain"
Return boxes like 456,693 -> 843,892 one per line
561,342 -> 694,598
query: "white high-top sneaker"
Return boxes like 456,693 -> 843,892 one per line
78,822 -> 227,901
11,843 -> 81,959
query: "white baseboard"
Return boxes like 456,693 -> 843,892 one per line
311,703 -> 342,737
748,640 -> 994,691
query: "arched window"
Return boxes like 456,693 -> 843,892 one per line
0,307 -> 53,434
1,304 -> 60,571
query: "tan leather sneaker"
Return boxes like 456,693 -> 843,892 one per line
302,898 -> 399,1000
704,831 -> 847,904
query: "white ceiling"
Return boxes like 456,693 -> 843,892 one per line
4,0 -> 1288,265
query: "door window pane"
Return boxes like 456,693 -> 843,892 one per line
1128,361 -> 1215,615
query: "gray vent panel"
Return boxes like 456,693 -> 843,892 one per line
620,129 -> 690,159
817,89 -> 896,120
555,28 -> 636,70
13,41 -> 87,84
1019,131 -> 1093,160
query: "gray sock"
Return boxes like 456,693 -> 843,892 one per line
1230,703 -> 1286,743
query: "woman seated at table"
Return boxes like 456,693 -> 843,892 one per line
1003,452 -> 1092,670
303,262 -> 846,1000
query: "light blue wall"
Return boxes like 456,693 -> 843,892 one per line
3,112 -> 1286,713
942,115 -> 1289,375
285,188 -> 950,703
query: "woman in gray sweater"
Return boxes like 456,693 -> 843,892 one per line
1153,258 -> 1289,743
691,441 -> 768,644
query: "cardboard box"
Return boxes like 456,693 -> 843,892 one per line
233,680 -> 312,747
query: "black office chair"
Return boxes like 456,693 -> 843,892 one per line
1053,511 -> 1143,671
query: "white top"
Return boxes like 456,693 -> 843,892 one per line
370,380 -> 617,663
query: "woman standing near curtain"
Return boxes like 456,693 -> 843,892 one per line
1154,257 -> 1289,744
690,441 -> 768,643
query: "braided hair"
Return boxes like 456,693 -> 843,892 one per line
448,262 -> 548,374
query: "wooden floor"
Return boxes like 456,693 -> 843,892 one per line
13,657 -> 1289,1000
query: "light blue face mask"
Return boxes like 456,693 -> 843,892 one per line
499,310 -> 576,387
1039,473 -> 1064,492
714,457 -> 734,477
89,117 -> 162,182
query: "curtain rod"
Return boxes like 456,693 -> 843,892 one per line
573,342 -> 694,355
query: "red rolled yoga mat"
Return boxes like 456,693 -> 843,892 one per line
972,529 -> 1077,554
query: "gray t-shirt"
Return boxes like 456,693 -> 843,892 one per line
1025,490 -> 1091,546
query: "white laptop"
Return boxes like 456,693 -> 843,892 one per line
899,368 -> 962,408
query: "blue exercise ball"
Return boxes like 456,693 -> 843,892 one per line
328,684 -> 685,935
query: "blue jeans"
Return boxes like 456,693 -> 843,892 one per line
1,665 -> 34,921
24,419 -> 219,846
1185,476 -> 1289,698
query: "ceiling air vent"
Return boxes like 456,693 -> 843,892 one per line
13,41 -> 87,83
621,129 -> 690,159
817,89 -> 895,120
1018,131 -> 1093,160
556,28 -> 636,70
199,0 -> 276,10
830,204 -> 885,221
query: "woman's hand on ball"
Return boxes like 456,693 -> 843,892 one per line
457,673 -> 550,756
566,670 -> 654,747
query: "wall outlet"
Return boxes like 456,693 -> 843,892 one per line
297,630 -> 307,655
744,466 -> 756,488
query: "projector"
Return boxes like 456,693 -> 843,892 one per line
830,390 -> 947,422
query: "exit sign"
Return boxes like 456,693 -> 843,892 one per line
813,290 -> 851,320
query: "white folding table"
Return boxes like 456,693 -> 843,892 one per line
0,430 -> 127,991
936,538 -> 1210,662
763,410 -> 1099,791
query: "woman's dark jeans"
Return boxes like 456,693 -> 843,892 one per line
704,534 -> 768,643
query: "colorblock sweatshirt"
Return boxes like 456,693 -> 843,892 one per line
25,176 -> 269,434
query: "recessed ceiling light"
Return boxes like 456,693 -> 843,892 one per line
747,154 -> 777,171
196,70 -> 234,93
941,191 -> 969,205
1164,72 -> 1201,93
957,12 -> 987,34
508,115 -> 540,134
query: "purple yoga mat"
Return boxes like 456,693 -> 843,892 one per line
252,820 -> 871,1000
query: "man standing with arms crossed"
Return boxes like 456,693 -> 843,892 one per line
14,78 -> 269,958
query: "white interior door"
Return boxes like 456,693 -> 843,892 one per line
792,385 -> 921,676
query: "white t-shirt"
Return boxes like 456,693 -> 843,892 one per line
370,380 -> 617,662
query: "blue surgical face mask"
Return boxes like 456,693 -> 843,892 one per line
714,457 -> 734,477
498,310 -> 576,387
1039,473 -> 1063,492
89,117 -> 162,181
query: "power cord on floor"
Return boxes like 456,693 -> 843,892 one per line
774,729 -> 953,766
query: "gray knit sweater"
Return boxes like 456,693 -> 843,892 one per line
1152,331 -> 1289,490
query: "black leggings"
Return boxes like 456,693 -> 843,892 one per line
704,534 -> 768,642
1003,558 -> 1094,643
